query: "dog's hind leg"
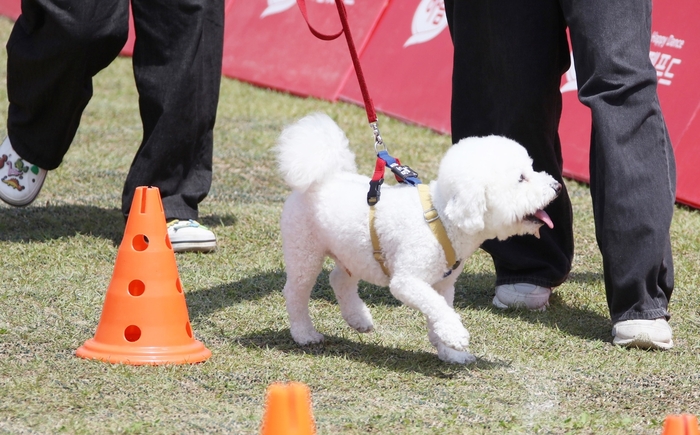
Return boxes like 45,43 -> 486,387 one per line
329,263 -> 374,333
281,200 -> 326,345
282,255 -> 325,345
282,225 -> 325,345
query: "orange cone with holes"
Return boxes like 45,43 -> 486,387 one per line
662,415 -> 700,435
260,382 -> 316,435
76,186 -> 211,365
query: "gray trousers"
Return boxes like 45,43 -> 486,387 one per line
6,0 -> 225,220
445,0 -> 676,323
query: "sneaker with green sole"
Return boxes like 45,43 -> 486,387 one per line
166,219 -> 217,253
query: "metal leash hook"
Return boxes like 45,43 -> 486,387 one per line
371,121 -> 386,154
365,119 -> 422,205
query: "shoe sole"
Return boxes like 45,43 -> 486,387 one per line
171,240 -> 217,253
492,296 -> 547,312
612,334 -> 673,351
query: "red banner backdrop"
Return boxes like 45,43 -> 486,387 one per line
0,0 -> 697,208
0,0 -> 15,19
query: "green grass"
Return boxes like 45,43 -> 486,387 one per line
1,16 -> 700,434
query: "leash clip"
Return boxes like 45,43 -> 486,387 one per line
367,178 -> 383,206
371,122 -> 386,153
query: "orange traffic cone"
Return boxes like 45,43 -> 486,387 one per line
260,382 -> 316,435
76,186 -> 211,365
663,414 -> 700,435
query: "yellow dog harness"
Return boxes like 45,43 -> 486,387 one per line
369,184 -> 459,277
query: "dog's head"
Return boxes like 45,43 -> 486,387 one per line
437,135 -> 561,240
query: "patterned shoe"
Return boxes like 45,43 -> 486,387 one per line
166,219 -> 217,253
0,136 -> 47,206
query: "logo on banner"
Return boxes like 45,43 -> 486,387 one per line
261,0 -> 296,17
650,31 -> 684,86
261,0 -> 355,18
561,31 -> 685,93
404,0 -> 448,48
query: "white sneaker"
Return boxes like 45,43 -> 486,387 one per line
0,136 -> 47,206
612,318 -> 673,350
166,219 -> 217,253
493,283 -> 551,311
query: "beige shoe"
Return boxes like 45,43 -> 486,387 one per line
612,318 -> 673,350
492,283 -> 551,311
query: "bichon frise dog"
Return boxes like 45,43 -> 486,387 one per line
276,113 -> 561,364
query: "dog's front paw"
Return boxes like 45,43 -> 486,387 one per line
433,321 -> 470,352
437,344 -> 476,364
290,326 -> 325,345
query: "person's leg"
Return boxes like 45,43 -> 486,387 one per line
445,0 -> 574,300
5,0 -> 128,167
1,0 -> 128,206
562,0 -> 675,345
123,0 -> 224,222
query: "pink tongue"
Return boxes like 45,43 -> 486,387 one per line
535,209 -> 554,229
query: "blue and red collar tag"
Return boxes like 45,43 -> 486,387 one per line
367,151 -> 422,206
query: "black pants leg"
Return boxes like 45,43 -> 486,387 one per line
445,0 -> 574,288
561,0 -> 675,322
446,0 -> 675,322
122,0 -> 225,221
6,0 -> 129,168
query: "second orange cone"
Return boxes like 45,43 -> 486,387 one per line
663,415 -> 700,435
76,186 -> 211,365
260,382 -> 316,435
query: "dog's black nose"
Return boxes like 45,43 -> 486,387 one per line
553,182 -> 562,195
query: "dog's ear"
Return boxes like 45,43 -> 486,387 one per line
444,188 -> 486,233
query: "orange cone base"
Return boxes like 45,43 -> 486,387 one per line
76,338 -> 211,365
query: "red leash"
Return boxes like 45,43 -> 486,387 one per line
296,0 -> 377,126
296,0 -> 421,205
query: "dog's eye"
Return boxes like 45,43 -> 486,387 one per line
519,174 -> 526,183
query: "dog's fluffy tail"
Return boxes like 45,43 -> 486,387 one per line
275,113 -> 358,192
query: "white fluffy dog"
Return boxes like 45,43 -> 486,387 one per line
276,113 -> 561,364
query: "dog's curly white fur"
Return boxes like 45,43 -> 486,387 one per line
276,113 -> 561,364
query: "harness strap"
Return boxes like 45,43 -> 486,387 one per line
369,186 -> 460,277
417,185 -> 459,271
377,151 -> 421,186
369,206 -> 390,276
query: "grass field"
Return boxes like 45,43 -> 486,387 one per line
1,17 -> 700,435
